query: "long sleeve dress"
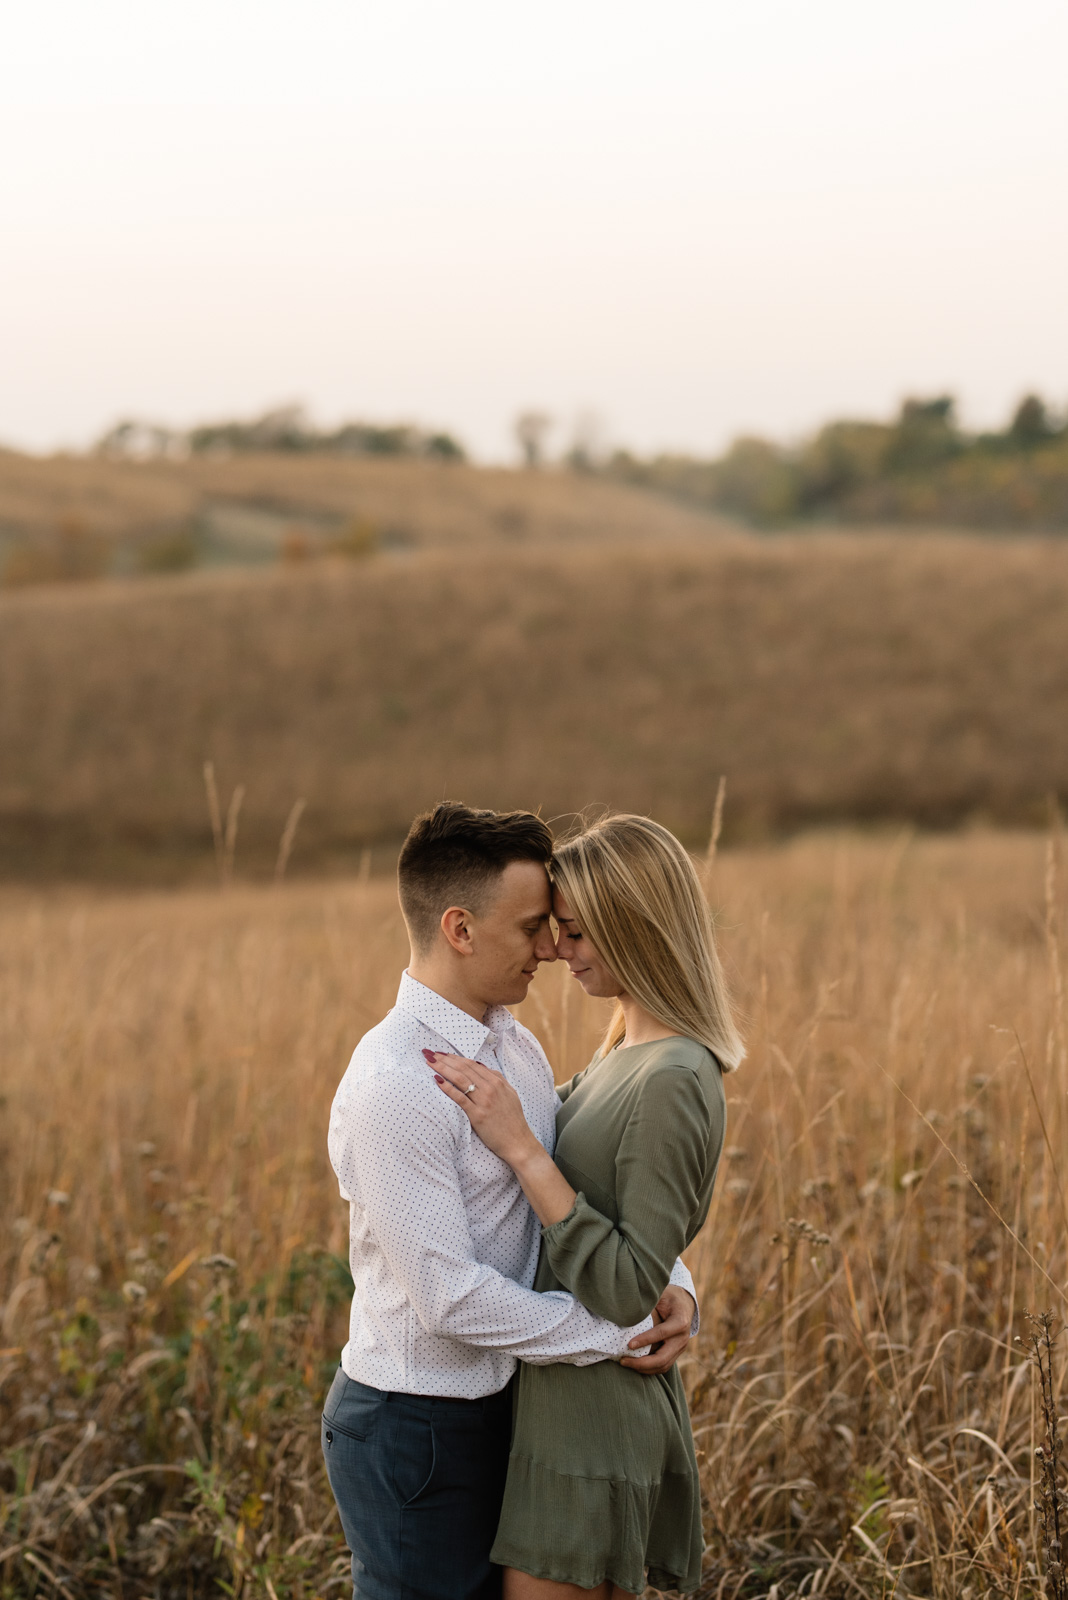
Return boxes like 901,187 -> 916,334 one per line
489,1034 -> 727,1594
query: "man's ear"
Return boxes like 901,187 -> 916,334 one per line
440,905 -> 474,957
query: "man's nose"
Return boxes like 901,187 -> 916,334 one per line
534,927 -> 558,962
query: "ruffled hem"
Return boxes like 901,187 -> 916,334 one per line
491,1552 -> 695,1596
490,1453 -> 701,1595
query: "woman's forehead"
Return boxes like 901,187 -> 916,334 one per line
551,886 -> 575,919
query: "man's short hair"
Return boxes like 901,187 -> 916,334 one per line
397,802 -> 553,953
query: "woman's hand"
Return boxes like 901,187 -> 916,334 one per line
423,1051 -> 541,1168
424,1049 -> 577,1227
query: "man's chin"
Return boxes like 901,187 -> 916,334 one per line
499,974 -> 534,1005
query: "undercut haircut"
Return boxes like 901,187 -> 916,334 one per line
397,802 -> 553,954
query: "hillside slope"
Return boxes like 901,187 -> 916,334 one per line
2,534 -> 1067,877
0,451 -> 734,578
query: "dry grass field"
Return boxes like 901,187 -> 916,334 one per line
3,533 -> 1068,879
1,826 -> 1066,1598
0,452 -> 731,573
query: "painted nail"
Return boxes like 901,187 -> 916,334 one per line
421,1049 -> 438,1062
433,1073 -> 445,1084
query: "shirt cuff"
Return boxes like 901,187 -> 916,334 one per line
667,1257 -> 700,1336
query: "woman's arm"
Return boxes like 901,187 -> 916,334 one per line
539,1070 -> 711,1323
427,1052 -> 578,1223
429,1049 -> 717,1327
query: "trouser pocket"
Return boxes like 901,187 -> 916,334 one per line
322,1368 -> 384,1444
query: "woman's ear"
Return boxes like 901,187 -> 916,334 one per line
440,905 -> 473,956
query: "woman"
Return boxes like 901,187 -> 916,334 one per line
429,813 -> 744,1598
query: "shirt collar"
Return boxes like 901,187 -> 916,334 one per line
395,971 -> 516,1058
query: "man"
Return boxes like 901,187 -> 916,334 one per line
324,802 -> 699,1600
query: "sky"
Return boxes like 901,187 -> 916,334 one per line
2,0 -> 1067,461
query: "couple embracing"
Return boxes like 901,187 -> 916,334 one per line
323,801 -> 743,1599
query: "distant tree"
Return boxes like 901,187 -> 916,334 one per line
797,421 -> 891,509
188,405 -> 312,455
363,426 -> 417,456
96,420 -> 187,460
712,437 -> 799,523
184,408 -> 465,460
901,396 -> 955,424
515,411 -> 553,469
249,405 -> 310,451
1008,393 -> 1056,448
883,396 -> 963,474
424,432 -> 465,461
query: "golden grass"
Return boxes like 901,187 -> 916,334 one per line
1,827 -> 1066,1597
3,534 -> 1068,879
0,451 -> 730,553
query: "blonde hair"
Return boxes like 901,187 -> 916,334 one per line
551,813 -> 744,1072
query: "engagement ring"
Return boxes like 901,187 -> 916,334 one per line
465,1083 -> 476,1096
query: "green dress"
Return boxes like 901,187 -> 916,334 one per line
490,1035 -> 727,1594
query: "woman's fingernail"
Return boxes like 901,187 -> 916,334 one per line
421,1049 -> 437,1062
433,1073 -> 445,1084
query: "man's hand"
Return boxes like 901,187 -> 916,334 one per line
619,1283 -> 697,1374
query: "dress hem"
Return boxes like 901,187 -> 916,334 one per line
491,1546 -> 696,1595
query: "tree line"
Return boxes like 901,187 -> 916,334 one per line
96,404 -> 465,462
601,394 -> 1068,529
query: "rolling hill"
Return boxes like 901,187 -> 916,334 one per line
3,529 -> 1067,879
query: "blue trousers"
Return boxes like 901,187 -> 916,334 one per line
321,1367 -> 513,1600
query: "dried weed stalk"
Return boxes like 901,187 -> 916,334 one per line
1024,1312 -> 1066,1600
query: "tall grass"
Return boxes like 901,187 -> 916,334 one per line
1,828 -> 1065,1597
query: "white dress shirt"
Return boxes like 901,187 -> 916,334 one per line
328,971 -> 697,1399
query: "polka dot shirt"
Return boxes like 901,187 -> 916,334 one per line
328,971 -> 696,1398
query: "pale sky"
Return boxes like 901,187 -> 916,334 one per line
3,0 -> 1066,460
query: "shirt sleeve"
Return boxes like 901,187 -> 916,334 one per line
540,1062 -> 717,1327
329,1069 -> 653,1365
